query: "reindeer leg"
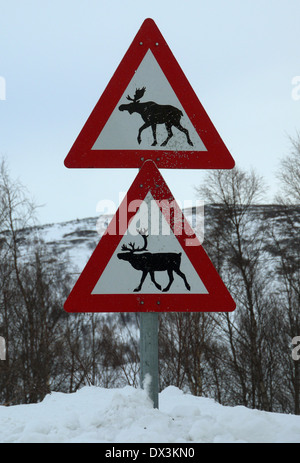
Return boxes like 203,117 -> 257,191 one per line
134,271 -> 148,292
174,268 -> 191,291
161,123 -> 173,146
150,271 -> 161,290
138,123 -> 151,145
163,269 -> 174,292
174,123 -> 193,146
151,124 -> 157,146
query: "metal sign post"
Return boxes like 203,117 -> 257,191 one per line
138,172 -> 159,409
140,312 -> 159,409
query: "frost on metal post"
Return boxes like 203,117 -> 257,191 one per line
0,337 -> 6,360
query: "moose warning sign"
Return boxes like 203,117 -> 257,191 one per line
64,18 -> 235,170
91,51 -> 205,153
118,86 -> 194,148
64,160 -> 236,313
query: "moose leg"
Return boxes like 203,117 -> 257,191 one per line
151,124 -> 157,146
174,268 -> 191,291
161,123 -> 173,146
138,123 -> 151,145
174,123 -> 193,146
134,271 -> 148,292
163,269 -> 174,292
150,271 -> 161,290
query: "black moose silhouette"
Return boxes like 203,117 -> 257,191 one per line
118,87 -> 193,147
117,229 -> 191,292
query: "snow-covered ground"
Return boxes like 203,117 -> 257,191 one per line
0,385 -> 300,443
4,209 -> 300,445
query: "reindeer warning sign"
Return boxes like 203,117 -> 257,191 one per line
64,160 -> 236,313
64,18 -> 235,170
91,195 -> 206,296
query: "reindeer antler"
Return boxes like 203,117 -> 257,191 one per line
121,243 -> 134,252
137,228 -> 148,237
136,228 -> 148,251
120,229 -> 148,253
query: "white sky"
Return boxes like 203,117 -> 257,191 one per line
0,0 -> 299,225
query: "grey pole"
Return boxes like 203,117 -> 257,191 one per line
140,311 -> 159,408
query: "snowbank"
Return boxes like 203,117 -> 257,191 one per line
0,385 -> 299,443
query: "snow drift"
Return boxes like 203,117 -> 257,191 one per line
0,385 -> 300,443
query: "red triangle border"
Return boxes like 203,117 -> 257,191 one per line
64,18 -> 235,170
64,160 -> 236,313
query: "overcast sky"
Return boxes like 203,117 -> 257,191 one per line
0,0 -> 299,225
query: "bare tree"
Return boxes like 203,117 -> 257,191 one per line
276,132 -> 300,204
271,139 -> 300,413
159,312 -> 218,397
195,166 -> 275,411
0,160 -> 71,404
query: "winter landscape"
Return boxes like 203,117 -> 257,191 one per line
0,192 -> 300,444
1,0 -> 300,448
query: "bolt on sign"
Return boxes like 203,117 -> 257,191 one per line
64,18 -> 235,170
64,160 -> 236,313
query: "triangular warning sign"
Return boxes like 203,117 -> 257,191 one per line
64,160 -> 236,313
64,18 -> 235,170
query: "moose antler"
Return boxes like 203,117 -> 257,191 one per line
126,87 -> 146,103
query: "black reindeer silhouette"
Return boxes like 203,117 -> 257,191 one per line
117,229 -> 191,292
118,87 -> 193,147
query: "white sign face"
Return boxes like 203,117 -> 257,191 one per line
92,192 -> 208,295
92,50 -> 207,152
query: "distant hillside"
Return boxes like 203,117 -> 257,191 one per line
12,203 -> 300,279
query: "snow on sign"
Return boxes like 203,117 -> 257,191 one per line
64,18 -> 235,170
64,160 -> 236,313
